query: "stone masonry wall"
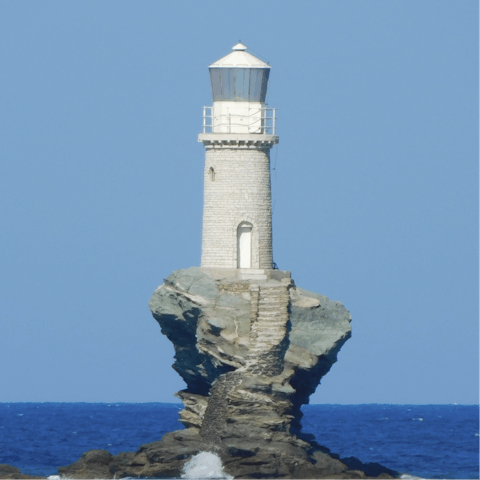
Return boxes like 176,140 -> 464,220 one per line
201,146 -> 273,269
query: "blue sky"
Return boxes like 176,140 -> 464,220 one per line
0,1 -> 478,404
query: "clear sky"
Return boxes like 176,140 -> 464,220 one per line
0,1 -> 478,404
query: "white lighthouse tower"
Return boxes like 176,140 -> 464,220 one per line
199,43 -> 279,279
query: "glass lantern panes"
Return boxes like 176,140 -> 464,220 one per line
210,68 -> 270,102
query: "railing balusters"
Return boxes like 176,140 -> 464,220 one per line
203,106 -> 276,135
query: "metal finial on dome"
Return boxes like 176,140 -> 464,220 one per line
209,44 -> 270,68
232,42 -> 247,51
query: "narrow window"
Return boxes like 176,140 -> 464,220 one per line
208,167 -> 215,182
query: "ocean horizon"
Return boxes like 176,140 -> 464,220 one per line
1,402 -> 478,479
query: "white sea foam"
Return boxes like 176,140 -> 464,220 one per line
181,451 -> 233,479
47,477 -> 96,480
400,473 -> 446,480
400,474 -> 427,479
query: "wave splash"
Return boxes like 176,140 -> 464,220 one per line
181,451 -> 233,479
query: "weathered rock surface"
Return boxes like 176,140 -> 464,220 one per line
59,267 -> 398,479
0,464 -> 45,479
57,450 -> 118,479
150,267 -> 353,439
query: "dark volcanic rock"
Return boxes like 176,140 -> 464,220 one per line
58,449 -> 115,478
0,464 -> 45,479
149,267 -> 353,440
59,268 -> 398,479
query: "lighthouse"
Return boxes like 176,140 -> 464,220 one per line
199,43 -> 279,279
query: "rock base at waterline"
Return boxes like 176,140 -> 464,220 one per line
59,267 -> 398,479
0,464 -> 46,479
58,429 -> 397,479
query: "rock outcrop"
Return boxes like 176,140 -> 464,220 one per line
151,267 -> 352,443
0,464 -> 45,479
59,267 -> 397,478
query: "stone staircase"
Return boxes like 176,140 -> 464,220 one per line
200,280 -> 292,443
199,370 -> 242,443
246,281 -> 291,375
239,268 -> 268,281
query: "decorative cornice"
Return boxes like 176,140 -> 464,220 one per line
198,133 -> 279,149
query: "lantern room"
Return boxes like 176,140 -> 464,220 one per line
209,42 -> 270,102
203,43 -> 275,135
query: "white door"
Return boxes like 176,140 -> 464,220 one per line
237,225 -> 252,268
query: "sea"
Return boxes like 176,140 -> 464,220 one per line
0,403 -> 478,479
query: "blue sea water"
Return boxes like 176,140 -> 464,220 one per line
0,403 -> 478,479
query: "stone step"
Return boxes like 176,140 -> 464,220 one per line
256,309 -> 287,315
253,333 -> 287,338
254,331 -> 286,336
246,355 -> 282,361
252,322 -> 287,332
252,323 -> 287,329
253,327 -> 287,332
248,350 -> 274,356
258,302 -> 288,310
257,313 -> 288,318
258,304 -> 288,308
249,349 -> 283,355
256,317 -> 288,322
259,292 -> 289,297
258,302 -> 289,307
256,316 -> 287,321
256,312 -> 284,317
257,310 -> 288,314
248,347 -> 281,354
254,326 -> 287,332
254,318 -> 286,323
248,353 -> 282,359
248,285 -> 291,363
251,339 -> 286,345
251,334 -> 286,340
259,294 -> 287,298
252,332 -> 285,339
255,317 -> 287,321
257,311 -> 288,317
256,320 -> 288,324
259,293 -> 288,298
251,332 -> 285,338
250,334 -> 285,340
253,319 -> 287,324
259,292 -> 289,296
255,320 -> 287,324
257,305 -> 288,310
250,339 -> 285,345
250,339 -> 284,346
253,325 -> 287,331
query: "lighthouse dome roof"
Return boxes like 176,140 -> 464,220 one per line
209,43 -> 270,69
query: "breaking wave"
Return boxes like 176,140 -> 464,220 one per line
181,451 -> 233,479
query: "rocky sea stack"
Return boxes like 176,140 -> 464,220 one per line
59,267 -> 397,479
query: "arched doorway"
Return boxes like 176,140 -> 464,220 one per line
237,222 -> 253,268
